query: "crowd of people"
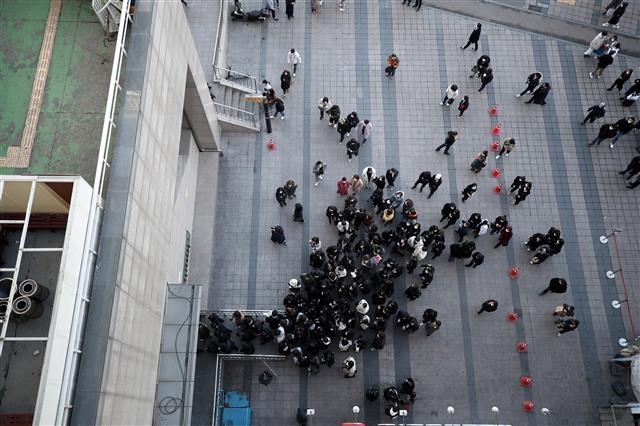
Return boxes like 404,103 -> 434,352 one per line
205,2 -> 639,422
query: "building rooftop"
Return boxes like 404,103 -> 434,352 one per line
0,0 -> 115,182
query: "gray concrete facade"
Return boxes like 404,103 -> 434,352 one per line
71,1 -> 218,424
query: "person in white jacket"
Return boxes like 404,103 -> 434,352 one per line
362,166 -> 376,188
287,48 -> 302,76
356,119 -> 373,144
317,97 -> 331,120
584,31 -> 608,57
440,84 -> 459,106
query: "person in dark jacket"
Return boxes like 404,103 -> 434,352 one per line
516,72 -> 543,97
293,203 -> 304,222
589,123 -> 618,146
457,96 -> 470,119
465,251 -> 484,268
276,187 -> 288,206
608,69 -> 633,91
461,23 -> 482,50
619,156 -> 640,179
273,98 -> 286,119
435,131 -> 458,155
478,67 -> 493,92
477,299 -> 498,314
345,111 -> 360,135
621,79 -> 640,100
525,82 -> 551,105
427,174 -> 443,199
386,168 -> 399,189
602,1 -> 628,28
285,0 -> 295,19
411,170 -> 432,191
270,225 -> 287,245
337,118 -> 350,143
461,183 -> 478,202
280,70 -> 292,95
610,117 -> 636,148
494,226 -> 513,248
510,176 -> 526,193
470,55 -> 490,78
539,277 -> 568,295
590,53 -> 614,79
327,104 -> 341,127
490,215 -> 508,235
582,102 -> 606,124
555,318 -> 579,336
346,138 -> 360,161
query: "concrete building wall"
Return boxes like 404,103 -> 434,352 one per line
72,1 -> 215,424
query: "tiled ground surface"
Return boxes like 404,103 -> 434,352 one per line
486,0 -> 640,37
0,0 -> 114,182
191,1 -> 640,425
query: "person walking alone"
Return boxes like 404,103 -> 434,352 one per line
608,69 -> 633,91
435,131 -> 459,155
385,54 -> 400,77
525,83 -> 551,105
412,170 -> 432,192
441,84 -> 459,106
285,0 -> 295,19
516,72 -> 543,97
477,299 -> 498,314
539,277 -> 568,295
346,138 -> 360,162
589,123 -> 618,146
496,138 -> 516,159
287,48 -> 302,76
457,96 -> 469,119
602,2 -> 628,28
582,102 -> 606,124
312,161 -> 326,186
478,68 -> 493,92
427,174 -> 443,199
461,23 -> 482,50
494,226 -> 513,248
280,70 -> 292,96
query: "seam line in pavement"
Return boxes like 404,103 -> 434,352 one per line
531,35 -> 604,412
354,1 -> 381,424
245,23 -> 270,311
480,33 -> 535,426
559,44 -> 627,350
435,15 -> 479,421
378,2 -> 413,423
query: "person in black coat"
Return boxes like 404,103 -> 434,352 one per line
386,168 -> 399,189
590,53 -> 614,79
285,0 -> 295,19
293,203 -> 304,222
582,102 -> 606,124
477,299 -> 498,314
516,72 -> 543,97
457,96 -> 470,118
589,123 -> 618,146
619,156 -> 640,179
620,79 -> 640,100
411,170 -> 432,191
461,23 -> 482,50
346,138 -> 360,161
602,1 -> 627,27
525,82 -> 551,105
461,183 -> 478,202
465,251 -> 484,268
510,176 -> 526,193
427,174 -> 443,199
280,70 -> 292,95
610,117 -> 636,148
470,55 -> 490,78
608,69 -> 633,91
276,187 -> 288,206
435,131 -> 458,155
478,68 -> 493,92
539,277 -> 568,295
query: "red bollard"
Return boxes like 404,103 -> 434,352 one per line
516,341 -> 528,353
490,140 -> 501,152
489,104 -> 499,117
507,311 -> 519,323
508,266 -> 520,279
493,184 -> 504,194
491,167 -> 501,178
491,123 -> 502,137
520,375 -> 533,387
266,139 -> 276,151
522,400 -> 535,412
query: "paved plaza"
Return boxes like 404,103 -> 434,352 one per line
189,1 -> 640,425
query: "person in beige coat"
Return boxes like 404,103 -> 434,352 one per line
584,31 -> 608,57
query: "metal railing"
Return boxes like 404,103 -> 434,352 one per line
212,102 -> 259,128
213,65 -> 259,93
58,0 -> 132,423
212,354 -> 286,426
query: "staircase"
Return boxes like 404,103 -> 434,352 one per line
92,0 -> 124,34
212,66 -> 261,132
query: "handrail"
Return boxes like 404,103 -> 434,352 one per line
212,102 -> 258,128
58,0 -> 132,424
213,65 -> 258,93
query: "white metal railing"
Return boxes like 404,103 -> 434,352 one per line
212,102 -> 259,128
58,0 -> 132,423
92,0 -> 123,34
213,65 -> 258,93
